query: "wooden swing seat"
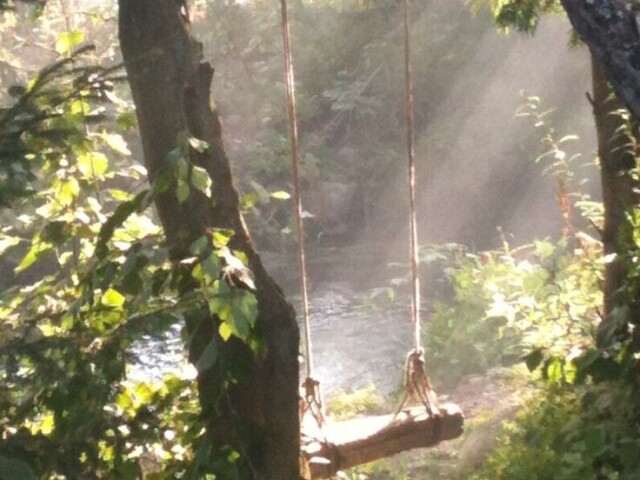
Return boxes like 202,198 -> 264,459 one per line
302,403 -> 464,479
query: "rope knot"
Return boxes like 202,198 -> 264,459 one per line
404,349 -> 439,417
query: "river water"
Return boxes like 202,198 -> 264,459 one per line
132,249 -> 417,399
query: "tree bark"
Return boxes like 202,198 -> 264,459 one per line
590,56 -> 639,321
561,0 -> 640,120
118,2 -> 300,479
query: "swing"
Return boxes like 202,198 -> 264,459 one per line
278,0 -> 464,477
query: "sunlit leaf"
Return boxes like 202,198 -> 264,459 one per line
57,177 -> 80,206
545,357 -> 564,383
55,30 -> 85,54
101,288 -> 125,308
212,229 -> 233,247
534,240 -> 554,260
77,152 -> 109,178
189,137 -> 210,153
121,213 -> 161,239
16,240 -> 52,273
219,322 -> 232,341
191,165 -> 212,196
70,98 -> 90,115
270,190 -> 290,200
96,190 -> 151,259
102,133 -> 131,156
108,189 -> 134,202
34,411 -> 55,435
0,235 -> 20,255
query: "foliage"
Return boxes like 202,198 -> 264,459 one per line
0,6 -> 261,478
326,385 -> 386,421
424,233 -> 602,387
470,388 -> 591,480
470,350 -> 640,480
0,45 -> 123,206
0,0 -> 45,13
190,0 -> 490,247
371,95 -> 604,391
468,0 -> 563,33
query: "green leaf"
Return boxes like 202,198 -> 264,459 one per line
189,137 -> 210,153
177,157 -> 189,179
16,241 -> 52,273
544,357 -> 564,383
101,288 -> 125,308
195,337 -> 218,372
217,291 -> 258,341
0,455 -> 35,480
270,190 -> 291,200
41,221 -> 71,245
587,357 -> 623,382
188,439 -> 213,480
117,111 -> 138,130
95,190 -> 150,259
219,322 -> 232,341
584,427 -> 606,457
102,133 -> 131,156
238,292 -> 258,328
55,30 -> 85,54
597,306 -> 629,348
108,189 -> 134,202
574,348 -> 600,374
177,179 -> 190,203
57,177 -> 80,206
189,236 -> 209,256
212,229 -> 233,247
39,412 -> 54,435
523,348 -> 545,372
201,254 -> 220,283
77,152 -> 109,178
191,165 -> 212,195
0,235 -> 20,255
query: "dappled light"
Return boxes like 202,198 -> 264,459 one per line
1,0 -> 639,479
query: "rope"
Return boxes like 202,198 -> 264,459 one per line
396,0 -> 439,419
403,0 -> 421,354
279,0 -> 314,383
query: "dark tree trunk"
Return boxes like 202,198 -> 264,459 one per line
561,0 -> 640,120
590,57 -> 639,321
118,2 -> 300,479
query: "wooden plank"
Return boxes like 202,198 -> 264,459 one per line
302,403 -> 464,479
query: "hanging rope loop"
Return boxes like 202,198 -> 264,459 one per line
403,0 -> 421,354
279,0 -> 313,377
397,0 -> 439,417
278,0 -> 326,428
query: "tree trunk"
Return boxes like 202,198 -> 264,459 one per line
561,0 -> 640,120
590,56 -> 639,322
118,2 -> 300,479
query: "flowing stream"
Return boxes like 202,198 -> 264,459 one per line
132,249 -> 416,399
